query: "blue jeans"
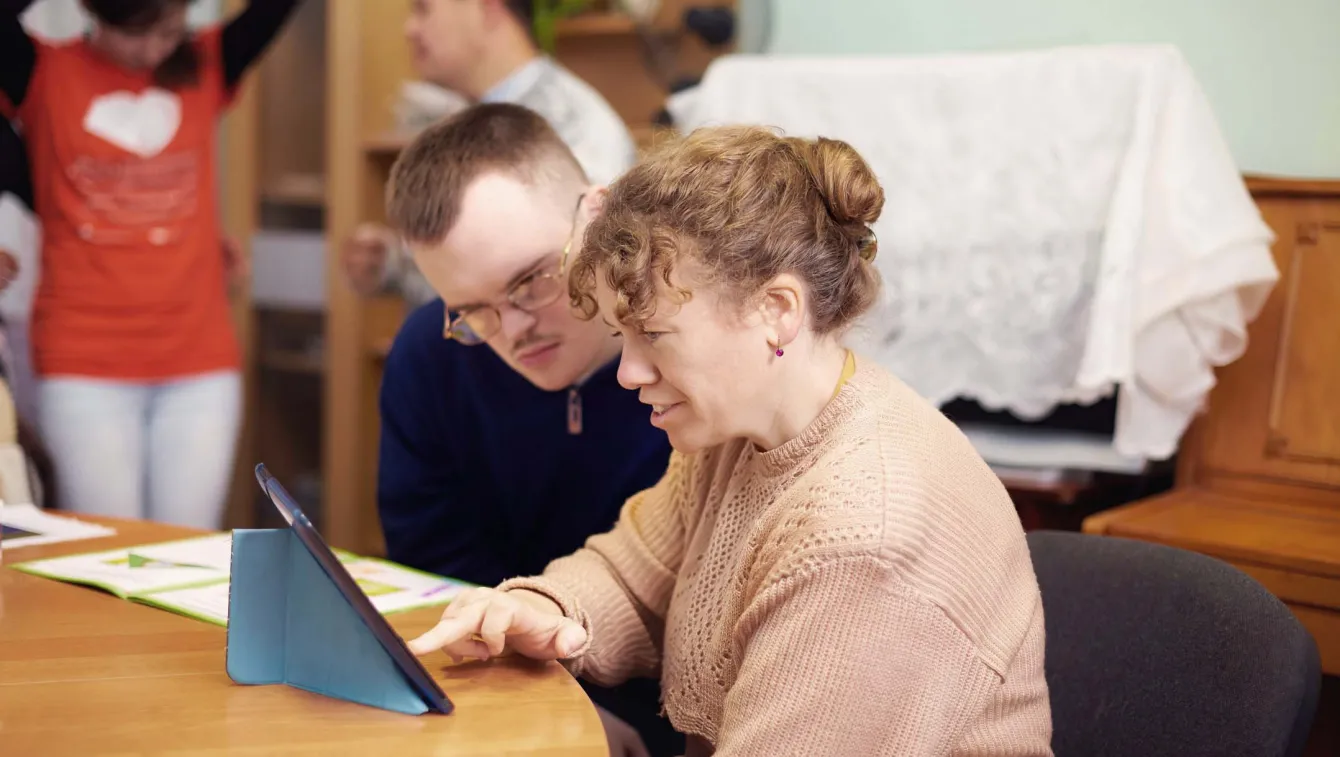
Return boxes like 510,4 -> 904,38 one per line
38,371 -> 242,529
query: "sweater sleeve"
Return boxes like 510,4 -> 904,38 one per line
498,451 -> 694,687
714,553 -> 1008,757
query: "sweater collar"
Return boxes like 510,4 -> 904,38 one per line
751,355 -> 877,476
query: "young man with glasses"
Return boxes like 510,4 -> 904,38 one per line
380,103 -> 679,757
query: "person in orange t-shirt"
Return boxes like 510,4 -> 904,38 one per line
1,0 -> 302,528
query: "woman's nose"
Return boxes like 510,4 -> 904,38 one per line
616,344 -> 657,390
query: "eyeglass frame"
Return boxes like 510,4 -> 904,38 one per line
442,194 -> 585,346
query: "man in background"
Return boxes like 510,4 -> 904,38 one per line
378,103 -> 678,757
342,0 -> 636,308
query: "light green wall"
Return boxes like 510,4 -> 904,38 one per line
737,0 -> 1340,179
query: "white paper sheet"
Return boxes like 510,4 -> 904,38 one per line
0,503 -> 117,550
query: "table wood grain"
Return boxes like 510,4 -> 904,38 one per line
0,516 -> 607,756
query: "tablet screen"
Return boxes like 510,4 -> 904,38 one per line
254,463 -> 453,715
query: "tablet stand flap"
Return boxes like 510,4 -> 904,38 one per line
281,529 -> 430,715
226,528 -> 431,716
226,528 -> 290,685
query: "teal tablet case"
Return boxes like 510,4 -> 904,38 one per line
225,528 -> 432,715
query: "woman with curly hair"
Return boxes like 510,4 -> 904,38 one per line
409,125 -> 1054,756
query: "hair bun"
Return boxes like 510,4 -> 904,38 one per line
579,124 -> 884,336
792,136 -> 884,228
788,136 -> 883,264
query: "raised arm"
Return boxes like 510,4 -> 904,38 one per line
377,302 -> 511,585
220,0 -> 302,90
0,118 -> 33,211
0,0 -> 38,111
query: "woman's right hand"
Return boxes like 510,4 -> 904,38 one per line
407,586 -> 587,663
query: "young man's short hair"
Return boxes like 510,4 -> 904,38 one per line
385,102 -> 588,245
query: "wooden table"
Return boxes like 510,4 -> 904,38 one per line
0,516 -> 608,756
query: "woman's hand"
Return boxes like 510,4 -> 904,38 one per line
407,587 -> 588,663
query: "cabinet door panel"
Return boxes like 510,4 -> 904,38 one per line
1197,198 -> 1340,492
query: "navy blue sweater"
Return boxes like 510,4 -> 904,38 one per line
377,299 -> 673,587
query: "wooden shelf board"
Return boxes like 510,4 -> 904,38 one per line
261,173 -> 326,207
1243,173 -> 1340,198
556,12 -> 637,36
1084,488 -> 1340,582
363,131 -> 412,157
260,348 -> 324,375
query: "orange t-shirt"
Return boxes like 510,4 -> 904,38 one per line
12,28 -> 239,380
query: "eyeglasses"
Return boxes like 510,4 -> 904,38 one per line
444,195 -> 584,346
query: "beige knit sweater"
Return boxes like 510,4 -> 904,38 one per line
500,359 -> 1053,756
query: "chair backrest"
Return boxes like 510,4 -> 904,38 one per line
1027,530 -> 1321,757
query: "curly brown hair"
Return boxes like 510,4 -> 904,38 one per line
569,125 -> 883,336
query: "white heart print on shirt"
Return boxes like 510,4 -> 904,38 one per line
82,88 -> 182,158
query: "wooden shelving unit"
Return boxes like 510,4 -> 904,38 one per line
222,0 -> 735,555
220,0 -> 328,531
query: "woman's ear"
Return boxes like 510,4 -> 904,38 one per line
758,273 -> 806,347
585,186 -> 609,218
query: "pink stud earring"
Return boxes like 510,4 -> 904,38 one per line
775,347 -> 784,357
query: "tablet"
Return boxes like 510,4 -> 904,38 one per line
254,463 -> 454,715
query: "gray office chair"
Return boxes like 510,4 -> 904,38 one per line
1027,530 -> 1321,757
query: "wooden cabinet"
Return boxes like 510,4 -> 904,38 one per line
1192,189 -> 1340,490
1084,176 -> 1340,674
